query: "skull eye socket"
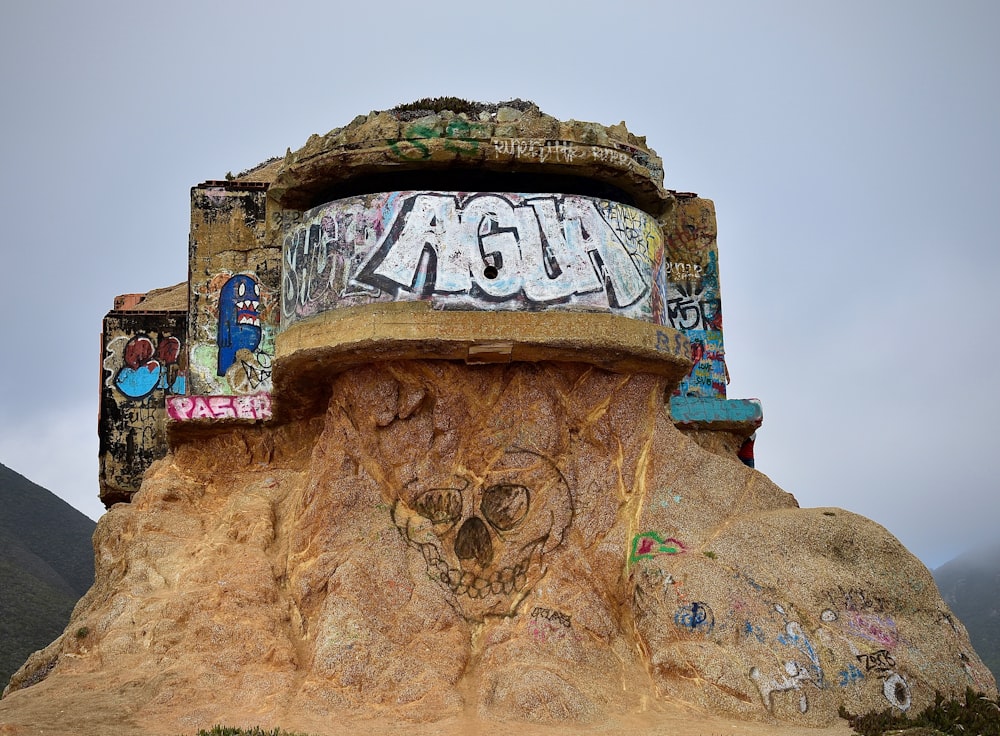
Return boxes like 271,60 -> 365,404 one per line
480,484 -> 529,531
413,488 -> 462,525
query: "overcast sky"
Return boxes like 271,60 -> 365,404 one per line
1,0 -> 997,570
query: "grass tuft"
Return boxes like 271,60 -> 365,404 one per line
190,727 -> 316,736
840,688 -> 1000,735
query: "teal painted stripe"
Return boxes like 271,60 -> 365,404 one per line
670,397 -> 763,427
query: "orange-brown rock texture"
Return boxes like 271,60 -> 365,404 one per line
2,361 -> 995,734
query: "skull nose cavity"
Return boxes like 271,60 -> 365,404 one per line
455,516 -> 493,567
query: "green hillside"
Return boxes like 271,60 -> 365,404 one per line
934,541 -> 1000,683
0,462 -> 96,690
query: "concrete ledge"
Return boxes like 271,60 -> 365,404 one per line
273,302 -> 692,419
268,137 -> 672,217
669,396 -> 763,432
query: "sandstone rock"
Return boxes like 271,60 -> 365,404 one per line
2,361 -> 994,735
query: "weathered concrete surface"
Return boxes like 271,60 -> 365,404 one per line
661,196 -> 727,398
187,183 -> 278,399
99,300 -> 188,506
117,282 -> 188,312
273,306 -> 691,420
265,103 -> 670,216
3,361 -> 993,735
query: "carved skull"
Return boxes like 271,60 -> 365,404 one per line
392,448 -> 573,620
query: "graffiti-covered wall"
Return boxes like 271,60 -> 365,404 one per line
278,190 -> 730,401
280,191 -> 666,327
99,310 -> 186,505
661,197 -> 727,399
95,109 -> 760,511
187,182 -> 279,398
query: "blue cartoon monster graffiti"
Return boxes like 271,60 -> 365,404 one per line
217,274 -> 262,376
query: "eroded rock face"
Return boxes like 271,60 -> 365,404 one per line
3,361 -> 995,733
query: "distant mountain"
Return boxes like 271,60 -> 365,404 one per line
934,541 -> 1000,683
0,462 -> 96,689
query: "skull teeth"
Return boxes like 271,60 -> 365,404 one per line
412,541 -> 534,599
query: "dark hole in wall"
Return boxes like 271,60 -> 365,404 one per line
305,170 -> 639,212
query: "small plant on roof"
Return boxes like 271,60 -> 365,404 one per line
390,97 -> 538,119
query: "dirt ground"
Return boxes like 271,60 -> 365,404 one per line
0,674 -> 856,736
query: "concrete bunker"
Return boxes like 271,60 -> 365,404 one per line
98,100 -> 758,507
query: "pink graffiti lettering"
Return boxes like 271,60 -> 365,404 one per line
204,187 -> 227,205
166,393 -> 272,421
847,612 -> 898,649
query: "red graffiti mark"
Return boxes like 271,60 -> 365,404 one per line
630,531 -> 686,564
123,336 -> 154,369
637,537 -> 659,555
156,336 -> 181,364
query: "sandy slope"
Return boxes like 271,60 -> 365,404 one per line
0,673 -> 855,736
